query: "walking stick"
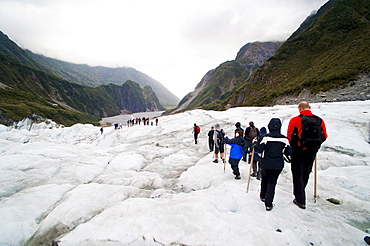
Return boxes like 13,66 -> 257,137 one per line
223,143 -> 227,173
246,148 -> 255,193
314,157 -> 318,202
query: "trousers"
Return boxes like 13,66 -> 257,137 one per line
260,169 -> 282,207
229,158 -> 241,176
291,149 -> 317,205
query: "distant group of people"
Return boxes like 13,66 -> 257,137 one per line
99,117 -> 159,134
127,117 -> 159,127
193,101 -> 328,211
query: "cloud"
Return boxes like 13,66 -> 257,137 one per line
0,0 -> 328,98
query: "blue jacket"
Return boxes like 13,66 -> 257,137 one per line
225,136 -> 246,160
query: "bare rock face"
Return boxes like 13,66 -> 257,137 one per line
171,41 -> 283,113
0,110 -> 14,126
273,72 -> 370,105
236,41 -> 283,65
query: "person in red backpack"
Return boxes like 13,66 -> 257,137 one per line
287,101 -> 328,209
192,123 -> 201,144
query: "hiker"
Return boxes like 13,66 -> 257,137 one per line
287,101 -> 328,209
251,126 -> 267,179
155,118 -> 159,126
225,129 -> 246,179
213,123 -> 226,163
208,126 -> 215,152
243,121 -> 260,162
255,118 -> 291,211
192,123 -> 201,144
100,127 -> 103,134
234,122 -> 244,138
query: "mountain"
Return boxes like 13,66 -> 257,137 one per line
102,81 -> 165,114
170,41 -> 282,113
0,31 -> 179,108
225,0 -> 370,108
0,32 -> 165,126
26,52 -> 179,108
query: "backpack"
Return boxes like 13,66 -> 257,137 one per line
248,127 -> 258,140
216,130 -> 225,145
196,126 -> 200,133
300,114 -> 323,151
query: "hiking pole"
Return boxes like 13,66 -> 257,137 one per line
223,143 -> 227,173
246,148 -> 255,193
314,156 -> 318,203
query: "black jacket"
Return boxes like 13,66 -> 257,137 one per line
208,130 -> 214,139
256,118 -> 292,170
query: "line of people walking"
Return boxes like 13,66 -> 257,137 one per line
194,101 -> 328,211
127,117 -> 159,127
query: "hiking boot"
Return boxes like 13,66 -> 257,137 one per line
260,196 -> 265,202
265,206 -> 273,211
213,159 -> 218,163
364,236 -> 370,245
251,173 -> 257,177
293,199 -> 306,209
222,158 -> 226,163
235,175 -> 241,180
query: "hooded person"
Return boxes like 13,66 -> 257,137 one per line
225,129 -> 246,179
250,126 -> 268,179
234,122 -> 244,138
213,123 -> 226,163
259,127 -> 267,137
255,118 -> 292,211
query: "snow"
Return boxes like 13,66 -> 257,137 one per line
0,101 -> 369,246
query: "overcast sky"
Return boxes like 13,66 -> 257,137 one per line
0,0 -> 328,99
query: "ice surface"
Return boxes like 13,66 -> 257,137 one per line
0,101 -> 369,245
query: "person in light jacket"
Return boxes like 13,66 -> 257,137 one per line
213,123 -> 226,163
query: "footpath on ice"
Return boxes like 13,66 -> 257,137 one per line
0,101 -> 369,246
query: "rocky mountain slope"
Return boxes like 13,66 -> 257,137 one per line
26,52 -> 179,107
171,41 -> 282,113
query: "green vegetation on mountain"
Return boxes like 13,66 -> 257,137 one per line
0,31 -> 166,126
0,54 -> 100,125
27,52 -> 179,107
187,61 -> 244,109
225,0 -> 370,108
170,41 -> 282,113
0,53 -> 163,126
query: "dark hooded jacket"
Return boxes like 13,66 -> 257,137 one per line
256,118 -> 292,170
